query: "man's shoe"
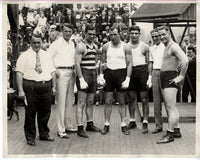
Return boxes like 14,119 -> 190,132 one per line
152,127 -> 163,134
173,128 -> 182,138
121,126 -> 130,135
86,122 -> 101,132
157,131 -> 174,144
101,125 -> 109,135
142,123 -> 148,134
40,136 -> 55,141
77,126 -> 89,138
27,140 -> 36,146
128,121 -> 137,129
57,132 -> 69,138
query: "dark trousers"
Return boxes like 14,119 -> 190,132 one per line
182,78 -> 196,102
23,79 -> 52,141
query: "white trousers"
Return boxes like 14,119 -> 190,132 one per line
55,69 -> 76,132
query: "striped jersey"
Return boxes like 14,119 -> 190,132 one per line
80,42 -> 97,70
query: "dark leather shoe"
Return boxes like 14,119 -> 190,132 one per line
142,123 -> 148,134
128,121 -> 137,129
77,130 -> 89,138
40,136 -> 54,141
86,124 -> 101,132
121,126 -> 130,135
157,132 -> 174,144
173,128 -> 182,138
152,127 -> 163,134
101,125 -> 109,135
77,126 -> 88,138
27,140 -> 36,146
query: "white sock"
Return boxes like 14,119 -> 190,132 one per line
105,122 -> 110,126
143,120 -> 148,124
130,118 -> 136,122
121,122 -> 126,127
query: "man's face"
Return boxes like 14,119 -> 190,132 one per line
130,30 -> 140,42
187,49 -> 195,58
158,29 -> 170,45
31,37 -> 41,52
110,28 -> 120,43
62,26 -> 72,41
151,31 -> 160,45
85,30 -> 96,43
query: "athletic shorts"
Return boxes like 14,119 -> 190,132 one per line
128,64 -> 148,91
76,68 -> 97,93
103,68 -> 127,92
160,71 -> 179,89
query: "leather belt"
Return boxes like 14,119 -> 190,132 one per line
153,69 -> 161,71
57,66 -> 75,70
24,79 -> 51,84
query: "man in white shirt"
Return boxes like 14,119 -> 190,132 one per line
148,29 -> 165,134
16,33 -> 56,146
49,23 -> 76,138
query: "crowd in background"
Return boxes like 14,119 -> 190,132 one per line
7,3 -> 196,105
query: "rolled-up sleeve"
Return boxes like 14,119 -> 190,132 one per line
16,54 -> 26,74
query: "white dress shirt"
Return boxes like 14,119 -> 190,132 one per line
48,37 -> 75,68
149,42 -> 165,69
16,48 -> 55,81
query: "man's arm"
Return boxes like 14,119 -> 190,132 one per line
75,43 -> 85,79
173,44 -> 189,77
100,43 -> 109,73
121,44 -> 132,89
16,72 -> 25,97
170,44 -> 189,84
75,42 -> 88,89
124,44 -> 132,78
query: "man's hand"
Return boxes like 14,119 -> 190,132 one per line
121,77 -> 130,89
97,74 -> 106,86
18,90 -> 25,98
52,86 -> 56,96
79,77 -> 88,89
101,63 -> 107,70
169,75 -> 184,85
146,75 -> 152,88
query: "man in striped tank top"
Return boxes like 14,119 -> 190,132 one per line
156,26 -> 188,144
101,27 -> 132,135
75,25 -> 101,138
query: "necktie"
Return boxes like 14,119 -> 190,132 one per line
35,52 -> 42,74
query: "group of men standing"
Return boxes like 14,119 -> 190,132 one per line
16,23 -> 189,146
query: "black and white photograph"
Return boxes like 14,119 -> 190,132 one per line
2,1 -> 198,158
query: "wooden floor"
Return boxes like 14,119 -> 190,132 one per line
6,103 -> 196,156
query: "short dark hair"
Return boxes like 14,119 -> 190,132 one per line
110,26 -> 120,34
157,25 -> 170,32
63,23 -> 73,30
188,45 -> 196,54
85,24 -> 95,33
150,28 -> 158,34
129,25 -> 140,33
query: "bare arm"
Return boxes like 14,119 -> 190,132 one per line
16,71 -> 25,97
75,43 -> 85,79
124,44 -> 132,78
100,43 -> 109,73
172,44 -> 189,77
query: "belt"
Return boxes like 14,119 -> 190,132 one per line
57,66 -> 75,70
24,79 -> 51,84
153,69 -> 161,71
